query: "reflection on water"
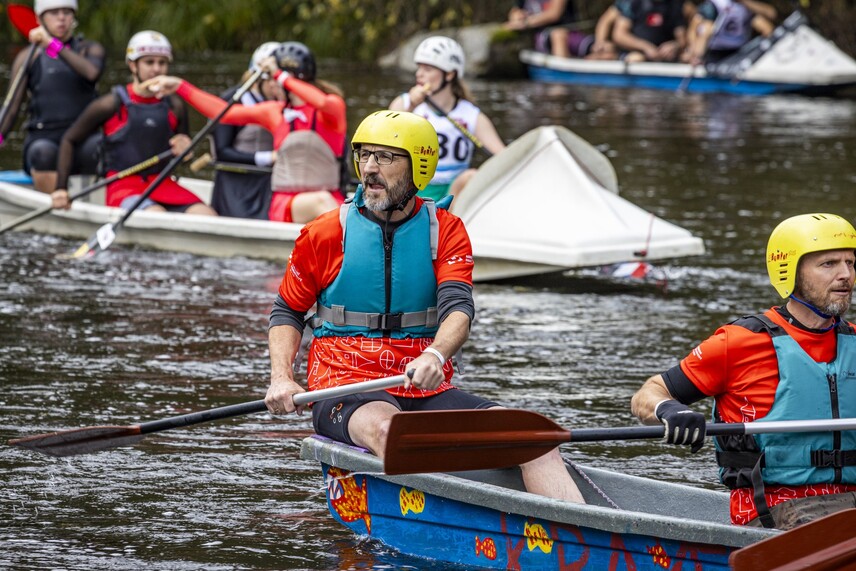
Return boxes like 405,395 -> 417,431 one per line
3,56 -> 856,569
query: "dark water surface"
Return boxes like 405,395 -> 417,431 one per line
2,53 -> 856,569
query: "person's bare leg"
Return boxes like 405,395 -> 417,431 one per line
185,203 -> 219,216
290,191 -> 340,224
344,400 -> 401,457
551,28 -> 571,58
520,448 -> 586,503
31,169 -> 57,194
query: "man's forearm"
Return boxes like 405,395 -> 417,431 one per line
426,311 -> 470,363
269,324 -> 303,381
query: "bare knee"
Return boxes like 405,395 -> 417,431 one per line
186,203 -> 218,216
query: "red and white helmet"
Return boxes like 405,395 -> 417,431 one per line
35,0 -> 77,17
126,30 -> 173,62
414,36 -> 465,78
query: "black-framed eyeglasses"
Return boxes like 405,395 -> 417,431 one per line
353,149 -> 409,165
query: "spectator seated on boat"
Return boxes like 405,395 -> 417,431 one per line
612,0 -> 687,63
683,0 -> 777,65
265,110 -> 585,505
0,0 -> 104,196
209,41 -> 284,220
388,36 -> 505,201
631,213 -> 856,531
504,0 -> 583,58
580,3 -> 621,60
144,41 -> 347,224
52,31 -> 216,215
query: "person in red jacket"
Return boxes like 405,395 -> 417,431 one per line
632,213 -> 856,530
144,42 -> 347,224
263,110 -> 585,504
52,31 -> 216,215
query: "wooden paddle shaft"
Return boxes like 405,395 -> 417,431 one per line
139,374 -> 408,435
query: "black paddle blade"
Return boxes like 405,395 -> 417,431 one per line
383,409 -> 570,475
9,425 -> 144,457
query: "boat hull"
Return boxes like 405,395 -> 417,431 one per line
301,436 -> 775,570
0,179 -> 301,263
520,17 -> 856,97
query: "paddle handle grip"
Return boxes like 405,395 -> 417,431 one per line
293,374 -> 407,406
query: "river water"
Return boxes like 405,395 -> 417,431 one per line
2,52 -> 856,570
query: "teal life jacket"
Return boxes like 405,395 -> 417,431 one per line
310,185 -> 453,339
714,313 -> 856,526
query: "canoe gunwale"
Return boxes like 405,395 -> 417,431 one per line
300,435 -> 776,549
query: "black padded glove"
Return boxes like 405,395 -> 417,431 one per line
655,400 -> 706,453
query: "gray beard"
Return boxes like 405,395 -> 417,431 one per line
362,175 -> 411,212
794,286 -> 852,317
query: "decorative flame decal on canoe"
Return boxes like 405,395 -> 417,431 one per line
475,536 -> 497,560
647,542 -> 672,568
399,487 -> 426,516
524,521 -> 553,553
326,467 -> 371,534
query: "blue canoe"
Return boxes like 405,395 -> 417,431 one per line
521,13 -> 856,96
301,435 -> 776,570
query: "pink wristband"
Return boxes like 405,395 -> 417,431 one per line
0,133 -> 4,146
45,38 -> 64,59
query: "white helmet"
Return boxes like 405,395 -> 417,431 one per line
35,0 -> 77,17
126,30 -> 173,62
414,36 -> 465,79
249,41 -> 280,72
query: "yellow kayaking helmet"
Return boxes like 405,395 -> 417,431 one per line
766,213 -> 856,298
351,110 -> 439,191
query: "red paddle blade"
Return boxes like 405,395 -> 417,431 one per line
730,508 -> 856,570
8,4 -> 39,37
9,425 -> 144,457
383,409 -> 570,475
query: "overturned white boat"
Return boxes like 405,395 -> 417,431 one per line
451,125 -> 705,280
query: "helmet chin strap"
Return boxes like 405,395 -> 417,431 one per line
789,294 -> 839,330
386,187 -> 418,213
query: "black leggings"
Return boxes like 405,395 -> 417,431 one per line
24,132 -> 100,174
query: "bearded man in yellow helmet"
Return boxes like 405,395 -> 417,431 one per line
265,110 -> 585,503
632,213 -> 856,530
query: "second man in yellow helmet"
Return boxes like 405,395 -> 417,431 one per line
632,213 -> 856,530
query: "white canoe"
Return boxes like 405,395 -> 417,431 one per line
0,125 -> 703,281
